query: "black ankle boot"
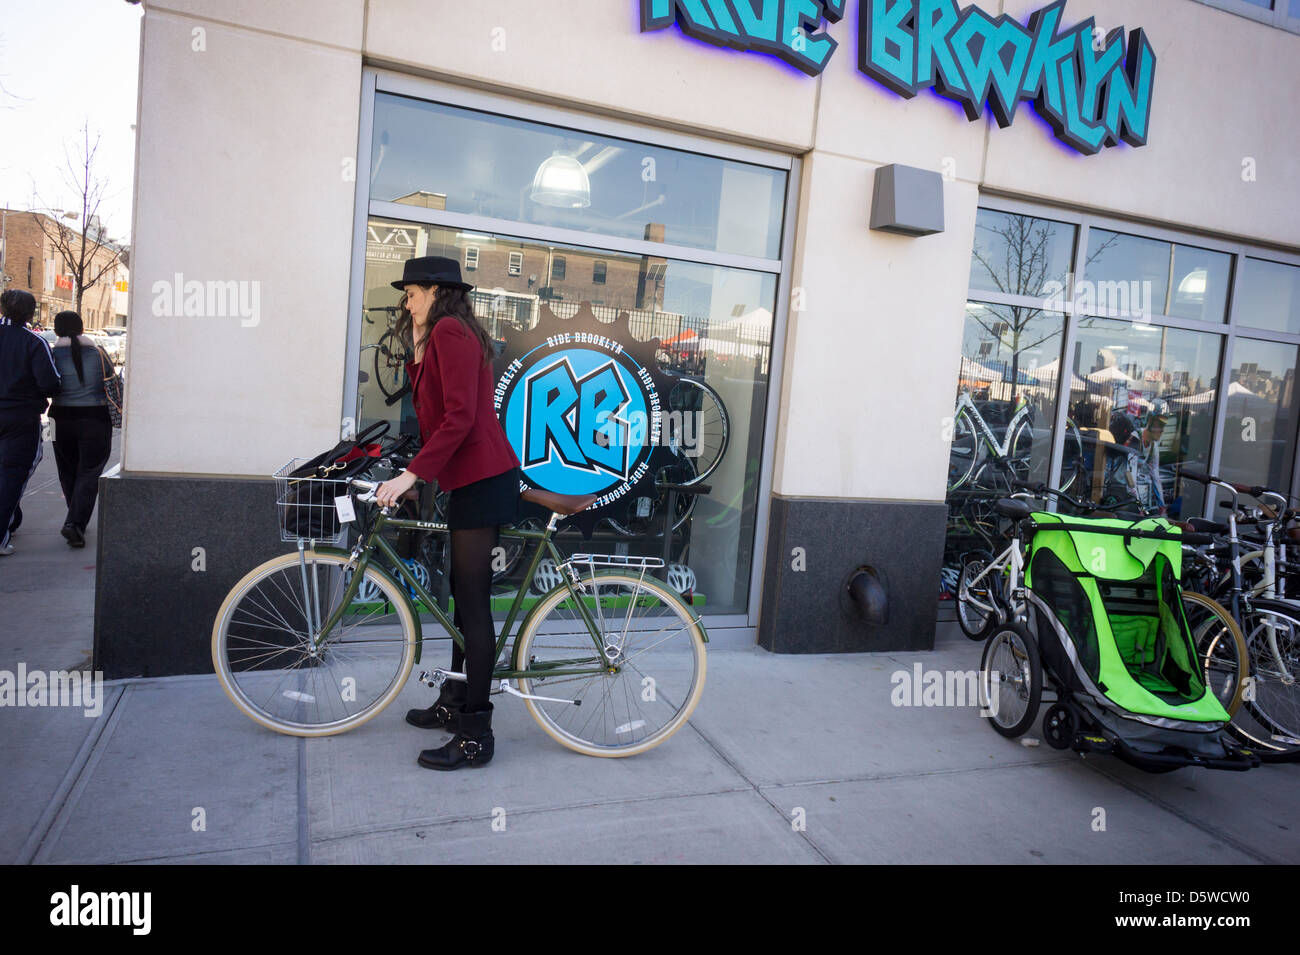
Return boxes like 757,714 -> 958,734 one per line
417,703 -> 494,770
405,680 -> 466,730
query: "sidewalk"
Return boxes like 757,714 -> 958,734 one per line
3,441 -> 1299,864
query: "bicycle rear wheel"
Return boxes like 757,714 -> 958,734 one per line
956,555 -> 998,642
1237,604 -> 1300,758
512,570 -> 707,757
1180,591 -> 1248,717
212,550 -> 417,736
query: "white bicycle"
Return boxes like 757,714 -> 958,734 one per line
948,390 -> 1084,494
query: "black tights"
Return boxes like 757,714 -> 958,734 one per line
447,526 -> 499,709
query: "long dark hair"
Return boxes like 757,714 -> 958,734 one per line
395,284 -> 493,365
53,311 -> 85,383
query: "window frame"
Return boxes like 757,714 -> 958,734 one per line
345,69 -> 802,632
1185,0 -> 1300,33
973,193 -> 1300,515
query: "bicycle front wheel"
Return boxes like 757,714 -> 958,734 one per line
212,550 -> 418,737
512,570 -> 707,757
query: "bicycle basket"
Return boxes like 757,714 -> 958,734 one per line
275,458 -> 352,544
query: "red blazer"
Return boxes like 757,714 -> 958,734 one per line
404,316 -> 519,491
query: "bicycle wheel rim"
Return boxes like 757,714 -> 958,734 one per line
957,559 -> 993,638
669,378 -> 729,484
515,571 -> 706,756
213,552 -> 416,735
981,630 -> 1032,731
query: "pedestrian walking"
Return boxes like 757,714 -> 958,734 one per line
49,311 -> 114,548
0,290 -> 60,556
374,256 -> 521,771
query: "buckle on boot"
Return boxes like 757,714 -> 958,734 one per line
459,739 -> 481,760
433,705 -> 452,725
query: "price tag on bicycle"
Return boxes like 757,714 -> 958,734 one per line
334,495 -> 356,524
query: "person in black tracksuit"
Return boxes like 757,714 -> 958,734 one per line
0,290 -> 60,555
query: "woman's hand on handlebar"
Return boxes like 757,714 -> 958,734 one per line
376,469 -> 419,508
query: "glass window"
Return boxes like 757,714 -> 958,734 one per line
1068,318 -> 1222,518
1084,230 -> 1230,322
1219,338 -> 1299,495
593,260 -> 607,284
943,301 -> 1065,577
968,209 -> 1075,298
1236,257 -> 1300,334
357,217 -> 777,615
371,94 -> 788,260
1292,0 -> 1300,17
552,255 -> 566,281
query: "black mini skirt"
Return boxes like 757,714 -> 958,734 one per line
445,467 -> 522,530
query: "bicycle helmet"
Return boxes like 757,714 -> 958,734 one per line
666,563 -> 697,595
531,558 -> 565,595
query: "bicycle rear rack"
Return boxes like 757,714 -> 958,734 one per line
568,554 -> 666,570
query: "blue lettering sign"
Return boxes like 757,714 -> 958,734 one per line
639,0 -> 1157,155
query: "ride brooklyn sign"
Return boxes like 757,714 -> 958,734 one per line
639,0 -> 1156,156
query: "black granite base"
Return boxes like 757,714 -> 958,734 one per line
757,495 -> 947,653
94,473 -> 287,679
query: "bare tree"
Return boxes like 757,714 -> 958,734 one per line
32,122 -> 124,315
968,216 -> 1119,404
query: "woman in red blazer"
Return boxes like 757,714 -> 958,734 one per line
376,256 -> 520,771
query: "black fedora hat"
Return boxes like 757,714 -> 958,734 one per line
390,255 -> 473,291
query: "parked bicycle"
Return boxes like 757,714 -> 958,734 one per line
948,390 -> 1085,494
211,452 -> 708,756
1178,469 -> 1300,759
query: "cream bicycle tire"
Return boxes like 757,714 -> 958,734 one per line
212,550 -> 418,737
1181,590 -> 1248,717
513,571 -> 707,757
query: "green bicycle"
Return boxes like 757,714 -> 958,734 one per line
211,473 -> 708,757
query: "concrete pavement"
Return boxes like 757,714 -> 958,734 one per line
3,434 -> 1299,864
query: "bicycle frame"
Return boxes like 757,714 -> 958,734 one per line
960,536 -> 1027,626
955,391 -> 1030,461
1201,480 -> 1297,687
301,509 -> 610,681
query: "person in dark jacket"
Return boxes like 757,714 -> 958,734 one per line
49,311 -> 113,548
375,256 -> 521,771
0,289 -> 60,556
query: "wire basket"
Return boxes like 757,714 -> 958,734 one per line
274,457 -> 352,545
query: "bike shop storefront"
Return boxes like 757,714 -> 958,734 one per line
342,72 -> 798,639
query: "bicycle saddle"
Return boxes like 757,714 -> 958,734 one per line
521,487 -> 598,515
994,499 -> 1034,522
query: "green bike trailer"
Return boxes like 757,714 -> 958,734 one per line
1018,511 -> 1258,773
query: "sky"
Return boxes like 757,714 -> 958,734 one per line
0,0 -> 143,244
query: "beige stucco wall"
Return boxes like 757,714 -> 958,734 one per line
127,0 -> 1299,498
125,6 -> 363,475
